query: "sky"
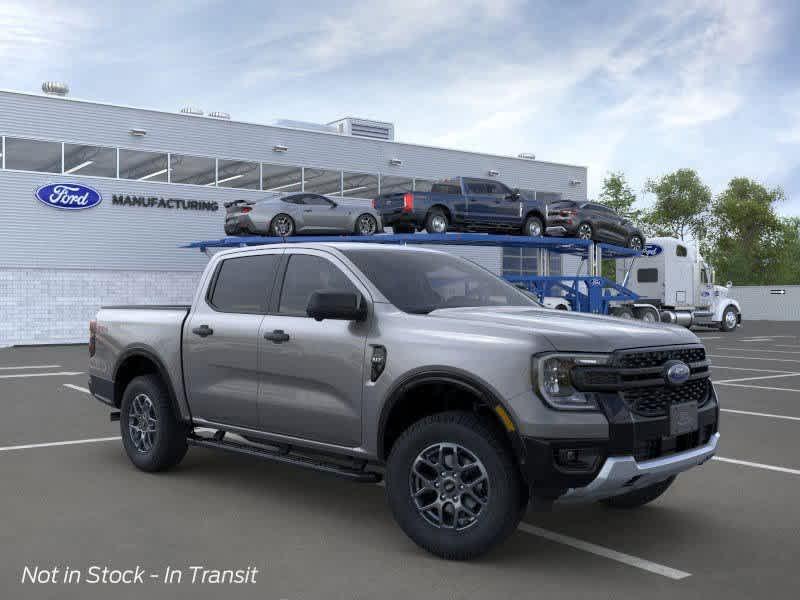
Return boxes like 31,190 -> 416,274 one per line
2,0 -> 799,213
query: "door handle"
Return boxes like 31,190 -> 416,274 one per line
304,209 -> 313,213
264,329 -> 290,343
192,325 -> 214,337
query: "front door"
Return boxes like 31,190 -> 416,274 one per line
257,250 -> 369,447
299,194 -> 342,232
183,251 -> 282,428
484,181 -> 521,227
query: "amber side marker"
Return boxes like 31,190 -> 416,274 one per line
494,405 -> 516,432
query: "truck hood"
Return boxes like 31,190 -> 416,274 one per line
427,306 -> 699,353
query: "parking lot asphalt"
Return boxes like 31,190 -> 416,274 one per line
2,322 -> 799,599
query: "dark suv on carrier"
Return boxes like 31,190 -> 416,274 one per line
547,200 -> 645,249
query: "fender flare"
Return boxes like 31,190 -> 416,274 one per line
113,345 -> 189,422
376,366 -> 526,462
713,298 -> 741,322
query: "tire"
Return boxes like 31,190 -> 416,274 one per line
385,411 -> 525,560
634,306 -> 659,323
612,306 -> 634,320
355,213 -> 379,236
224,224 -> 240,236
601,476 -> 676,509
628,234 -> 644,251
720,306 -> 739,332
425,209 -> 449,234
522,215 -> 544,237
392,224 -> 416,234
120,375 -> 188,472
269,214 -> 295,237
576,222 -> 593,240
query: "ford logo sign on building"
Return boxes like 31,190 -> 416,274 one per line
35,183 -> 103,210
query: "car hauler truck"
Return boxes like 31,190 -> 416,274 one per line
615,237 -> 741,331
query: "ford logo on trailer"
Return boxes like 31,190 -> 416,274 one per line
664,361 -> 691,386
35,183 -> 103,210
642,244 -> 663,257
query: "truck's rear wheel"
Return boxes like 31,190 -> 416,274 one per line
601,476 -> 676,508
120,375 -> 187,472
425,209 -> 449,234
385,411 -> 524,560
523,215 -> 544,237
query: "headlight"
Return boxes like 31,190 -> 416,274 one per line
533,353 -> 610,411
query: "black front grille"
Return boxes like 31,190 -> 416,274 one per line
621,378 -> 710,417
633,425 -> 715,461
616,347 -> 706,369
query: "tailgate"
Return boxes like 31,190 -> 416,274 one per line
373,192 -> 409,212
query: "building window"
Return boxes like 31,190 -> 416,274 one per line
4,137 -> 61,173
502,248 -> 562,277
380,176 -> 413,195
217,159 -> 260,189
170,154 -> 216,186
63,143 -> 117,177
304,167 -> 342,195
342,171 -> 379,198
262,163 -> 302,192
119,149 -> 168,182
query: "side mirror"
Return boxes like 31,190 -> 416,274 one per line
726,281 -> 733,289
306,290 -> 366,322
508,188 -> 521,200
329,201 -> 338,208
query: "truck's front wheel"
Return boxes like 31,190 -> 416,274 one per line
120,375 -> 187,472
386,411 -> 524,560
720,306 -> 739,332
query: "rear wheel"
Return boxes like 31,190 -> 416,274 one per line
602,476 -> 676,508
270,214 -> 295,237
355,213 -> 379,235
523,215 -> 544,237
576,222 -> 593,240
634,306 -> 659,323
612,306 -> 634,320
628,234 -> 644,250
120,375 -> 187,472
720,306 -> 739,332
425,209 -> 449,234
386,411 -> 524,560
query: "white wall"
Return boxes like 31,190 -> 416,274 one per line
728,285 -> 800,321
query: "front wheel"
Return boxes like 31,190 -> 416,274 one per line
355,213 -> 379,235
576,222 -> 593,240
522,215 -> 544,237
720,306 -> 739,332
385,411 -> 524,560
601,476 -> 676,508
120,375 -> 187,472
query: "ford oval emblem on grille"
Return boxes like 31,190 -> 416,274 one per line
35,183 -> 103,210
664,360 -> 691,386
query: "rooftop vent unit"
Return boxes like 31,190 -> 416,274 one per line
329,117 -> 395,141
208,111 -> 231,120
180,106 -> 204,116
271,119 -> 337,134
42,81 -> 69,96
518,152 -> 536,160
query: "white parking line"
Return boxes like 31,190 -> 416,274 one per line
714,373 -> 800,384
714,382 -> 800,393
713,456 -> 800,476
0,364 -> 61,370
0,371 -> 84,379
717,347 -> 800,355
0,436 -> 120,453
708,354 -> 800,363
721,408 -> 800,422
517,524 -> 691,580
63,383 -> 91,394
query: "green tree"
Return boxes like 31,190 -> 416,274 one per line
642,169 -> 711,241
598,171 -> 640,220
707,178 -> 786,285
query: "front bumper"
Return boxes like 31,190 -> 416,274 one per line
560,432 -> 719,502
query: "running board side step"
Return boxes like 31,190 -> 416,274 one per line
187,434 -> 382,483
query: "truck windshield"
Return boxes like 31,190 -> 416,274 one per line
341,248 -> 539,314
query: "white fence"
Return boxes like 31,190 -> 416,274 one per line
729,285 -> 800,321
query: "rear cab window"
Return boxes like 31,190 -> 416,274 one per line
208,254 -> 280,313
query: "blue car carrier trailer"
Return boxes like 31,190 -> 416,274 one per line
185,233 -> 645,317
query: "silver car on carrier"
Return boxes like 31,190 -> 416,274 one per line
224,192 -> 383,237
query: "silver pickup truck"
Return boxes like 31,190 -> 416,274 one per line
89,242 -> 719,560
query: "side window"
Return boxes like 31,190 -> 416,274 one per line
209,254 -> 280,314
676,245 -> 688,257
637,268 -> 659,283
278,255 -> 358,317
466,182 -> 487,194
701,269 -> 708,284
305,195 -> 334,206
283,195 -> 305,205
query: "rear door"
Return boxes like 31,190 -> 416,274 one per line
463,179 -> 492,226
256,250 -> 370,447
183,250 -> 282,428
